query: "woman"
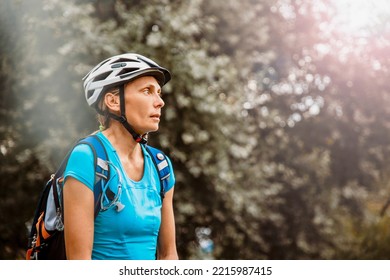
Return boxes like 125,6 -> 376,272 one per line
63,53 -> 178,260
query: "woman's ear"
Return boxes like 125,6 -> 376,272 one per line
104,92 -> 120,112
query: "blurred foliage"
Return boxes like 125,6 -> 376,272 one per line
1,0 -> 390,260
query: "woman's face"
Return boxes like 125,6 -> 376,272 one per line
123,76 -> 165,134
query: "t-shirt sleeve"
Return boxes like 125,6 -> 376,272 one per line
165,155 -> 176,193
63,143 -> 95,191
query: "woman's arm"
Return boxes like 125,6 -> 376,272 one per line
63,177 -> 94,260
157,187 -> 179,260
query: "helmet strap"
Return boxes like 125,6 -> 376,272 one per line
100,85 -> 148,144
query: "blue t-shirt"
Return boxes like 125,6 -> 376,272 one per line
63,132 -> 175,260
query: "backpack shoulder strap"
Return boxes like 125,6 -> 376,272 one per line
143,144 -> 171,200
77,134 -> 110,218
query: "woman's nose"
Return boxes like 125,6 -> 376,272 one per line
155,93 -> 165,108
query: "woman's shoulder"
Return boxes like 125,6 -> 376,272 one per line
63,140 -> 96,190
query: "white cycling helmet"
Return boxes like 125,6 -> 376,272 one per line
83,53 -> 171,108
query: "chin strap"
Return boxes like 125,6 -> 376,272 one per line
100,85 -> 148,144
116,114 -> 148,144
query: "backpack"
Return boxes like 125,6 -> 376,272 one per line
26,134 -> 171,260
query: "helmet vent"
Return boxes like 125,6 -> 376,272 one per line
118,68 -> 140,77
87,89 -> 94,99
137,55 -> 158,67
113,58 -> 139,63
93,72 -> 111,82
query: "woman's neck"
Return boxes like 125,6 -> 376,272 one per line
102,123 -> 142,160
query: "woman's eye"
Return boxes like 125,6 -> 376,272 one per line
141,87 -> 162,97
